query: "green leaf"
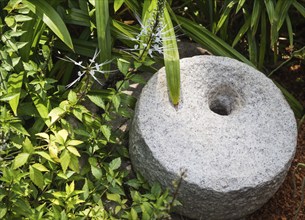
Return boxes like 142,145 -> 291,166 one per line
87,94 -> 106,109
109,157 -> 121,171
60,150 -> 71,173
176,15 -> 255,67
69,154 -> 80,173
82,179 -> 89,200
91,165 -> 103,179
251,0 -> 262,29
13,152 -> 30,169
101,125 -> 111,141
275,0 -> 293,31
49,107 -> 65,125
31,93 -> 51,126
0,205 -> 7,219
130,207 -> 138,220
32,163 -> 49,172
95,0 -> 111,70
107,193 -> 121,203
35,132 -> 49,141
57,129 -> 69,144
117,58 -> 130,75
215,0 -> 237,33
8,72 -> 24,116
162,6 -> 180,105
293,1 -> 305,18
114,0 -> 125,12
232,16 -> 250,47
67,140 -> 83,146
0,93 -> 19,102
236,0 -> 246,14
112,94 -> 121,111
258,9 -> 267,70
35,151 -> 55,162
151,183 -> 161,198
68,90 -> 78,105
30,165 -> 44,189
23,0 -> 74,50
67,146 -> 81,157
130,74 -> 146,84
10,122 -> 30,136
23,137 -> 34,153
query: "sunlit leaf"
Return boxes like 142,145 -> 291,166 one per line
13,153 -> 30,169
23,0 -> 74,50
109,157 -> 121,171
30,165 -> 44,189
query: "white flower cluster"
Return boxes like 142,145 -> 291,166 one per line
60,50 -> 115,89
132,14 -> 166,57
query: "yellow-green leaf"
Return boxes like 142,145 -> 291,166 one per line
29,165 -> 44,189
67,140 -> 83,146
7,72 -> 24,116
67,146 -> 81,157
60,150 -> 70,173
114,0 -> 125,12
13,153 -> 30,169
32,163 -> 49,172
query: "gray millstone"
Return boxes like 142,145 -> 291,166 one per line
129,55 -> 297,220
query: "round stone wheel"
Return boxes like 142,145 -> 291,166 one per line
129,55 -> 297,220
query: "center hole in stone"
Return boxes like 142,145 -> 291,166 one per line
208,85 -> 241,116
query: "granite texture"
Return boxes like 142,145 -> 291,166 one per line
129,55 -> 297,220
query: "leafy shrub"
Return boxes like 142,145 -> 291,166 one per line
0,1 -> 181,219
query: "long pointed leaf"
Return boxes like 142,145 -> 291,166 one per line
162,6 -> 180,105
293,1 -> 305,18
176,15 -> 255,68
23,0 -> 74,51
95,0 -> 112,70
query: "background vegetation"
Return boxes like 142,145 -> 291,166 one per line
0,0 -> 304,219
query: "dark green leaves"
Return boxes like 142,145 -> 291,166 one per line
23,0 -> 74,50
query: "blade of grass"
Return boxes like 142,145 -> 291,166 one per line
162,5 -> 180,106
232,15 -> 250,47
275,0 -> 293,31
124,0 -> 141,14
247,30 -> 257,66
258,9 -> 267,70
215,0 -> 237,33
236,0 -> 246,14
176,15 -> 255,68
293,1 -> 305,18
23,0 -> 74,51
95,0 -> 112,71
286,15 -> 293,48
